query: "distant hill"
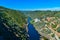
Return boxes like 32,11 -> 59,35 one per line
22,10 -> 60,19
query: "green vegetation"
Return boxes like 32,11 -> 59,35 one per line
51,34 -> 55,37
30,20 -> 34,24
57,27 -> 60,33
0,6 -> 27,40
1,6 -> 60,40
51,24 -> 57,28
23,11 -> 60,19
41,28 -> 51,34
23,11 -> 57,19
23,10 -> 60,39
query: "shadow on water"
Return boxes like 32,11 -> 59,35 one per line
28,17 -> 40,40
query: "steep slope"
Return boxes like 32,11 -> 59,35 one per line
0,6 -> 27,40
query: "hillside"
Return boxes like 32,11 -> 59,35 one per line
23,11 -> 60,40
1,6 -> 60,40
0,6 -> 27,40
23,11 -> 60,19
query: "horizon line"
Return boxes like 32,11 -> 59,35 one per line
1,6 -> 60,11
19,7 -> 60,11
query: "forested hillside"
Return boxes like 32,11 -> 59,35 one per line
23,11 -> 60,19
0,6 -> 27,40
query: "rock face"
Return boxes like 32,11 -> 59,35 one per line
34,18 -> 40,23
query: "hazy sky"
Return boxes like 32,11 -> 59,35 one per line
0,0 -> 60,10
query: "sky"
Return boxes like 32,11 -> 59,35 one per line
0,0 -> 60,10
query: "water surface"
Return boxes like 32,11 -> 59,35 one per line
28,17 -> 40,40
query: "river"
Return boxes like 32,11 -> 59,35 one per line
28,17 -> 40,40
